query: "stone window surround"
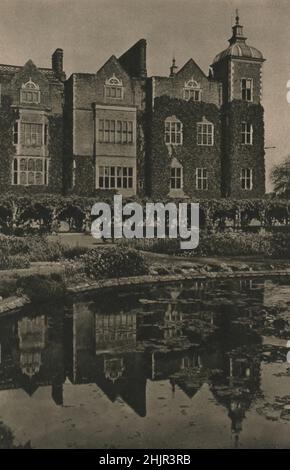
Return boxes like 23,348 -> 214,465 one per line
104,73 -> 124,100
20,78 -> 41,104
183,78 -> 202,102
13,120 -> 48,147
98,165 -> 134,190
12,156 -> 49,186
98,118 -> 134,144
241,77 -> 253,102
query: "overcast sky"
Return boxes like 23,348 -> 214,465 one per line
0,0 -> 289,191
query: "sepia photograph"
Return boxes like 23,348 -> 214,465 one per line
0,0 -> 290,454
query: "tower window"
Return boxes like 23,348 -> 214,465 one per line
165,116 -> 183,145
196,168 -> 208,190
241,78 -> 253,102
241,168 -> 253,190
241,122 -> 253,145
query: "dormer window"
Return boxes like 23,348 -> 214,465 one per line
20,78 -> 40,104
183,78 -> 201,101
105,74 -> 124,99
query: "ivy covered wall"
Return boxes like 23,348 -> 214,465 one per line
47,114 -> 64,193
148,95 -> 222,199
222,100 -> 265,198
0,96 -> 18,193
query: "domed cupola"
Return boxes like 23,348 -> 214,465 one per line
212,11 -> 264,64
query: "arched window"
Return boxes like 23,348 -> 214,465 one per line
21,78 -> 40,104
183,78 -> 201,101
104,74 -> 124,99
165,116 -> 183,145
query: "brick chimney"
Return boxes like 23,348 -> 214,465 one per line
118,39 -> 147,79
52,48 -> 64,78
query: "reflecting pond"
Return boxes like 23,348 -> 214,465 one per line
1,278 -> 290,448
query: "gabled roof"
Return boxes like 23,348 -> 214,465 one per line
0,61 -> 58,81
96,54 -> 131,81
176,58 -> 208,79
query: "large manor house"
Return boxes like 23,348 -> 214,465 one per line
0,13 -> 265,199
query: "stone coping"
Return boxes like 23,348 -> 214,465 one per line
1,268 -> 290,316
67,269 -> 290,295
0,296 -> 30,316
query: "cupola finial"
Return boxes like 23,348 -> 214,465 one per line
229,10 -> 247,45
170,56 -> 178,77
235,9 -> 239,25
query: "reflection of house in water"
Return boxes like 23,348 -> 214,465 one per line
139,286 -> 184,341
71,301 -> 147,417
18,316 -> 46,379
0,280 -> 265,432
211,351 -> 262,448
0,310 -> 66,404
95,312 -> 137,350
150,348 -> 207,399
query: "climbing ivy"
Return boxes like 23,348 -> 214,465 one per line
0,96 -> 18,193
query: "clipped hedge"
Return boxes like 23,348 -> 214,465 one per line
0,193 -> 290,235
81,247 -> 149,279
129,231 -> 290,259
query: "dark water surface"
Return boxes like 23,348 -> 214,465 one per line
1,278 -> 290,449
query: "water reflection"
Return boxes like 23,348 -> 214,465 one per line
0,278 -> 290,448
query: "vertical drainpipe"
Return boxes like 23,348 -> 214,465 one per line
92,102 -> 96,191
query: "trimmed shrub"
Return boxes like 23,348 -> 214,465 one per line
81,247 -> 149,279
194,232 -> 275,257
133,231 -> 290,258
17,273 -> 66,302
61,245 -> 89,259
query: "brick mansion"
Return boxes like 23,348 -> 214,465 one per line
0,13 -> 265,199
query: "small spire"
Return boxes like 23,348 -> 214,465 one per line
170,56 -> 178,77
